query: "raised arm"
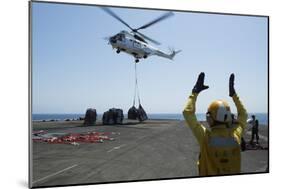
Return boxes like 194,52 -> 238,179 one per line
229,74 -> 248,137
232,94 -> 247,126
183,72 -> 209,144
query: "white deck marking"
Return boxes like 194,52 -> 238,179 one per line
32,164 -> 78,184
107,144 -> 126,153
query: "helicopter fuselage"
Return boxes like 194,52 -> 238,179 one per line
109,31 -> 154,62
108,31 -> 181,63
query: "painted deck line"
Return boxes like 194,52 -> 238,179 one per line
32,164 -> 78,184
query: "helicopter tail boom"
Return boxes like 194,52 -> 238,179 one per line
155,49 -> 181,60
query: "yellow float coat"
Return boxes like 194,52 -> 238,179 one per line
183,93 -> 247,176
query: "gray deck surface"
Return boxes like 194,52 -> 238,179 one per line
31,120 -> 268,188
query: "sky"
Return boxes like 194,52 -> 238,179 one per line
32,2 -> 268,114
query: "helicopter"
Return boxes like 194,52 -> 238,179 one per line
102,8 -> 181,63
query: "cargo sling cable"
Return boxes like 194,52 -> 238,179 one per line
133,62 -> 141,107
128,62 -> 148,121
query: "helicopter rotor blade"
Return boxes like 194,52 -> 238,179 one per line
101,7 -> 134,30
136,31 -> 161,45
135,12 -> 174,31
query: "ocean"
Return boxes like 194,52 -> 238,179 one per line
32,113 -> 268,125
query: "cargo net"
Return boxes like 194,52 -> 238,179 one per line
32,130 -> 118,145
128,63 -> 148,122
102,108 -> 124,125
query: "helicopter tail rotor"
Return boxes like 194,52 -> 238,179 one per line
169,49 -> 181,60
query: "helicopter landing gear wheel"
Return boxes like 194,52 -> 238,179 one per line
135,59 -> 139,63
116,49 -> 120,54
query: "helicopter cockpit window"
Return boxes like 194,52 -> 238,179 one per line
116,34 -> 125,41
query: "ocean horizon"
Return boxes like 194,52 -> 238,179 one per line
32,113 -> 268,125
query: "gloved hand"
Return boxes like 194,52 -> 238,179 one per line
229,73 -> 236,97
192,72 -> 209,94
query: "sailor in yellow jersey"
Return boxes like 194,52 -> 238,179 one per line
183,73 -> 247,176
